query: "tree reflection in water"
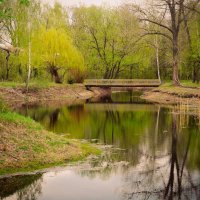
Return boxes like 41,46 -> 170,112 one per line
13,92 -> 200,200
0,174 -> 43,200
123,109 -> 200,200
73,106 -> 200,200
49,109 -> 60,129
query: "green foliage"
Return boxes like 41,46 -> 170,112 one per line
20,26 -> 85,83
19,0 -> 30,5
179,12 -> 200,82
0,0 -> 85,84
31,27 -> 84,69
43,2 -> 69,30
0,0 -> 200,83
67,68 -> 86,83
72,5 -> 151,79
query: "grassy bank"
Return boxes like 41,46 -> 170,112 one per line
0,103 -> 100,176
143,81 -> 200,104
155,82 -> 200,98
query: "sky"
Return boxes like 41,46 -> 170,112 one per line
43,0 -> 143,7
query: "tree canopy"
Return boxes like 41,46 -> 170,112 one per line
0,0 -> 200,84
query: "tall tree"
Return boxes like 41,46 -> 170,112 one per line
72,5 -> 143,79
135,0 -> 200,85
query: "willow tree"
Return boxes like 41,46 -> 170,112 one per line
28,27 -> 84,83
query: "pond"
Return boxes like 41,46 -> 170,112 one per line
1,91 -> 200,200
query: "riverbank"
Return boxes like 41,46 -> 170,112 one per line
0,105 -> 100,176
142,83 -> 200,105
0,82 -> 95,108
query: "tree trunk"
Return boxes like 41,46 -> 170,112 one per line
172,34 -> 180,86
49,66 -> 62,84
197,68 -> 200,84
192,67 -> 196,83
5,51 -> 10,80
103,68 -> 109,79
26,8 -> 32,94
26,41 -> 31,93
50,109 -> 60,128
155,35 -> 161,83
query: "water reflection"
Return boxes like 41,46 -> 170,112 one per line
123,111 -> 200,200
88,91 -> 147,104
0,174 -> 42,200
1,92 -> 200,200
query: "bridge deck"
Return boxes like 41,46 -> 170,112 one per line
84,79 -> 161,87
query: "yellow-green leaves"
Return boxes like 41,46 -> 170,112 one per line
31,27 -> 84,71
72,5 -> 143,79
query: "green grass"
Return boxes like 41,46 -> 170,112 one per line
181,80 -> 200,87
0,98 -> 7,112
0,111 -> 43,131
162,80 -> 200,88
80,143 -> 101,157
0,80 -> 84,90
0,80 -> 60,89
153,80 -> 200,98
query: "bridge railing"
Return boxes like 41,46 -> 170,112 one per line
84,79 -> 161,87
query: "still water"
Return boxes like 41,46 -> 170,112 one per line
1,91 -> 200,200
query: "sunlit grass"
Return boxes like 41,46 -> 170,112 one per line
161,80 -> 200,88
153,80 -> 200,99
0,80 -> 60,89
181,80 -> 200,87
0,111 -> 43,131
